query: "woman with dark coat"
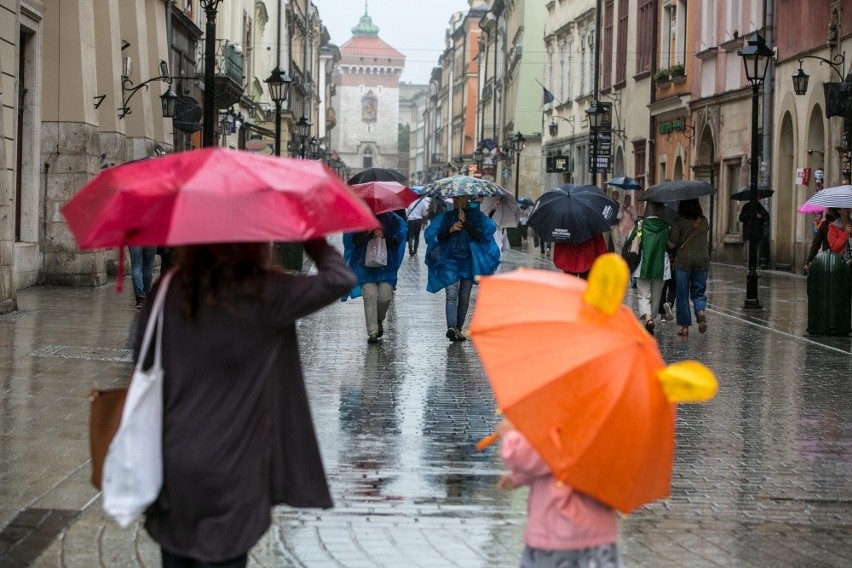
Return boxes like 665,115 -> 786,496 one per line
134,239 -> 355,568
667,199 -> 711,337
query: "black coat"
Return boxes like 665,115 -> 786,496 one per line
134,241 -> 355,562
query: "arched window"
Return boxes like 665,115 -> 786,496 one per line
363,147 -> 373,169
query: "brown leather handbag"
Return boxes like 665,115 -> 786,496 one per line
89,386 -> 128,489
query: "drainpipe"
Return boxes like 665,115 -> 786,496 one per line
493,8 -> 499,142
459,27 -> 467,158
762,0 -> 774,188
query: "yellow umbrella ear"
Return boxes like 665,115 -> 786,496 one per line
583,253 -> 628,316
657,361 -> 718,403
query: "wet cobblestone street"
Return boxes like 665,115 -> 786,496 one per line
1,240 -> 851,567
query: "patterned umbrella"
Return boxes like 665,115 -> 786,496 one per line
423,176 -> 508,198
803,185 -> 852,209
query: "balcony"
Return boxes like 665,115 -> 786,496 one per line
197,40 -> 245,110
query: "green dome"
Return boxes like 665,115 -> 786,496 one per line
351,11 -> 379,37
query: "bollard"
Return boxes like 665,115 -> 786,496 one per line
806,250 -> 851,336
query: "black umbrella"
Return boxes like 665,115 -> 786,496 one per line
527,184 -> 619,244
348,168 -> 408,185
730,186 -> 774,201
639,180 -> 715,202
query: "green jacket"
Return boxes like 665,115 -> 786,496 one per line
626,217 -> 671,280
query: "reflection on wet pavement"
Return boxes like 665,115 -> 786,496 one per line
1,245 -> 850,567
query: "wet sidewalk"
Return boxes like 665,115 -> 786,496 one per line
1,240 -> 851,567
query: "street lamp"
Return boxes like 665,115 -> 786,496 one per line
510,131 -> 526,199
473,146 -> 484,172
295,116 -> 312,158
200,0 -> 224,147
453,156 -> 465,174
586,101 -> 605,187
265,66 -> 292,157
738,33 -> 773,309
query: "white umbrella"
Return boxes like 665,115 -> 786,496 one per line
804,185 -> 852,209
481,192 -> 522,229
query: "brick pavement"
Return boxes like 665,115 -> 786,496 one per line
1,241 -> 850,567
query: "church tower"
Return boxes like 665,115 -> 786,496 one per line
331,4 -> 405,175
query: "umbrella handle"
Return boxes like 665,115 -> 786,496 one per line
475,433 -> 499,451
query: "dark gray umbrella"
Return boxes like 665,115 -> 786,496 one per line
348,168 -> 407,185
730,186 -> 774,201
639,180 -> 715,202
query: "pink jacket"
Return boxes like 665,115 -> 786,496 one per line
500,431 -> 618,551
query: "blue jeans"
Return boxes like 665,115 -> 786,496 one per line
674,267 -> 708,326
445,278 -> 474,329
130,246 -> 157,298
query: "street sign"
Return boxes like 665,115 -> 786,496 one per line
546,155 -> 571,173
588,155 -> 611,173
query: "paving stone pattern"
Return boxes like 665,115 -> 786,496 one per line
1,242 -> 850,567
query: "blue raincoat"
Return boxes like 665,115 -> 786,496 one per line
424,205 -> 500,293
342,212 -> 407,300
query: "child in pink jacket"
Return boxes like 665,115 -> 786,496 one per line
498,421 -> 621,568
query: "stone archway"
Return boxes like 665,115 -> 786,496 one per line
776,112 -> 796,267
674,155 -> 684,179
693,125 -> 717,254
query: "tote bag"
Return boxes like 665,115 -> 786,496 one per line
364,237 -> 388,268
101,271 -> 173,527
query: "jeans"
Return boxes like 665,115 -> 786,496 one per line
445,278 -> 473,329
407,219 -> 424,254
129,246 -> 157,298
674,267 -> 708,326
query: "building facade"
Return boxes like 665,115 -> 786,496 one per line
330,9 -> 404,175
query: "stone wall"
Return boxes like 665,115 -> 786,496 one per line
41,121 -> 108,287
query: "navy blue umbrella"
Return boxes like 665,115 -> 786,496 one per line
348,168 -> 408,185
527,184 -> 619,244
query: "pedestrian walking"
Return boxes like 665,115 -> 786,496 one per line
804,208 -> 838,273
826,207 -> 852,262
424,195 -> 500,341
496,419 -> 621,568
625,202 -> 671,335
611,195 -> 635,257
342,212 -> 407,343
603,190 -> 620,251
129,246 -> 157,308
134,239 -> 355,568
739,198 -> 769,268
552,234 -> 608,280
667,199 -> 710,337
405,195 -> 430,255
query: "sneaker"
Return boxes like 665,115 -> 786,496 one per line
378,320 -> 384,338
660,317 -> 667,324
135,295 -> 145,309
367,333 -> 379,344
446,328 -> 457,341
454,328 -> 468,341
663,302 -> 674,321
697,312 -> 707,334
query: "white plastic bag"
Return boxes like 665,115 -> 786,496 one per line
102,272 -> 173,527
364,237 -> 388,268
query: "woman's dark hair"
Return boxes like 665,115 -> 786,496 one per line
172,243 -> 272,321
678,198 -> 703,220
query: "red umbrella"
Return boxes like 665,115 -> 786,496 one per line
61,148 -> 379,248
349,181 -> 419,215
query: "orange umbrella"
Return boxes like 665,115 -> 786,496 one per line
470,254 -> 716,513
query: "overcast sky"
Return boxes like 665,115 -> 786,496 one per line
314,0 -> 472,85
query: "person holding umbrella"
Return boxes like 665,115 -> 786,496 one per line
343,212 -> 408,343
667,199 -> 711,337
424,194 -> 500,341
738,198 -> 770,268
552,235 -> 609,280
625,202 -> 671,335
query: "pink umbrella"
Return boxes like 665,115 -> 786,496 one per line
798,202 -> 826,214
62,148 -> 380,248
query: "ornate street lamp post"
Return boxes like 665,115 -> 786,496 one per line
200,0 -> 224,147
511,132 -> 526,199
295,116 -> 312,159
473,146 -> 484,173
586,101 -> 605,188
739,33 -> 772,309
265,66 -> 292,157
